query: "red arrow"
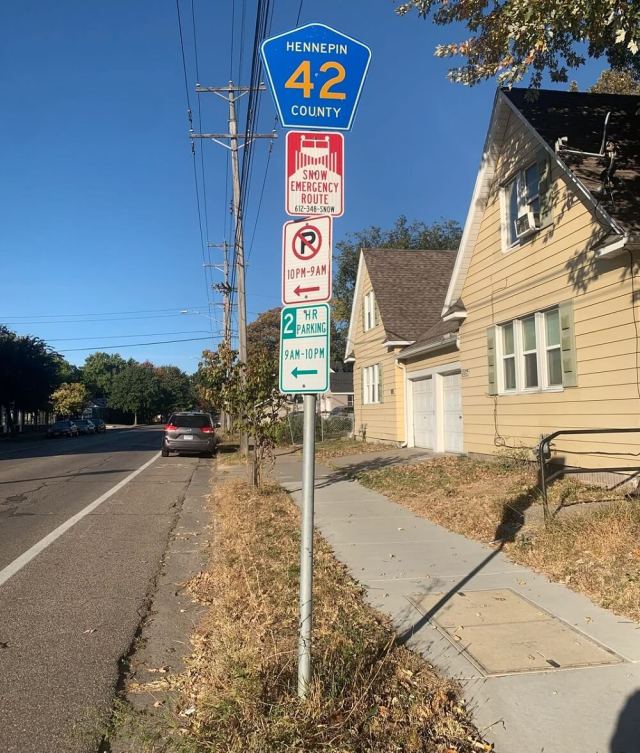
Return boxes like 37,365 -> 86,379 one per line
294,285 -> 321,296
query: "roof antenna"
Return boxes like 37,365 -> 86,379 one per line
555,111 -> 612,157
555,110 -> 618,208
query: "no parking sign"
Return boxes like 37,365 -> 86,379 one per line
281,216 -> 332,306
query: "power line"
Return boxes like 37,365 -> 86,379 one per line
57,336 -> 216,353
228,0 -> 273,320
5,313 -> 212,325
175,0 -> 216,341
296,0 -> 304,24
191,0 -> 213,298
247,130 -> 274,263
0,305 -> 208,319
46,330 -> 210,342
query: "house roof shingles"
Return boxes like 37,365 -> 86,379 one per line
362,248 -> 457,342
504,88 -> 640,237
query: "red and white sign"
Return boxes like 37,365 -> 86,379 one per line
282,216 -> 332,305
285,131 -> 344,218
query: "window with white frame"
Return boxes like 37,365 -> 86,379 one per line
497,308 -> 563,394
362,364 -> 381,404
363,291 -> 377,331
505,162 -> 541,246
347,394 -> 354,407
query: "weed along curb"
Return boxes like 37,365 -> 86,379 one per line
261,20 -> 372,699
147,477 -> 489,751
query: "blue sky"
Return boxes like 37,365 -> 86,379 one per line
0,1 -> 606,373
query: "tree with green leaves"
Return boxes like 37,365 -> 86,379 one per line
332,216 -> 462,359
53,355 -> 81,385
589,68 -> 640,94
197,343 -> 285,486
155,365 -> 193,415
81,352 -> 127,398
396,0 -> 640,87
51,382 -> 88,417
0,326 -> 61,433
247,307 -> 280,358
109,362 -> 161,425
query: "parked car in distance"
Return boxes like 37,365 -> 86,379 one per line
90,418 -> 107,433
161,412 -> 220,457
73,419 -> 96,435
47,420 -> 79,438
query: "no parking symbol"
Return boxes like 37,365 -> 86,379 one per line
281,216 -> 332,305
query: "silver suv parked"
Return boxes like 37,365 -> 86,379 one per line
161,412 -> 219,458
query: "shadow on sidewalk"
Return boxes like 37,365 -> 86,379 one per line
611,691 -> 640,753
395,479 -> 537,645
315,454 -> 421,489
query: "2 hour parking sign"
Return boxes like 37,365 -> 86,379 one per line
280,304 -> 330,394
261,23 -> 371,131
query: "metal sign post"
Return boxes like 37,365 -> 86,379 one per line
298,392 -> 316,696
263,21 -> 371,700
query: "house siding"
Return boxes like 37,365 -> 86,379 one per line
459,110 -> 640,467
353,264 -> 405,443
403,345 -> 460,375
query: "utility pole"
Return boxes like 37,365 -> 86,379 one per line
207,240 -> 232,346
191,82 -> 275,455
207,241 -> 233,433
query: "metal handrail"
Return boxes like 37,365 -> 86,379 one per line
537,428 -> 640,521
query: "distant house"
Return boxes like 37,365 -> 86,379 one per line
84,398 -> 108,421
344,248 -> 456,444
319,365 -> 354,414
348,87 -> 640,469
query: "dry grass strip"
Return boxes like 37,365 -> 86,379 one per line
180,479 -> 489,753
359,456 -> 640,622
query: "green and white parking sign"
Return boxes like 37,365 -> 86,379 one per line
279,304 -> 330,393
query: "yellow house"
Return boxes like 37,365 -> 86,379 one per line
345,248 -> 456,444
350,88 -> 640,468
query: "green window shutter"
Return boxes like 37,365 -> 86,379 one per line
378,363 -> 384,403
559,301 -> 577,387
487,326 -> 497,395
538,153 -> 553,228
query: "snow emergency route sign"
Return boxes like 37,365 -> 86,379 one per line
282,216 -> 332,305
286,131 -> 344,217
280,304 -> 330,394
261,23 -> 371,131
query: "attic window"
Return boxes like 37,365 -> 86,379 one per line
363,291 -> 377,331
505,162 -> 541,246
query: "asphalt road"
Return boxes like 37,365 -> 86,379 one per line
0,427 -> 210,752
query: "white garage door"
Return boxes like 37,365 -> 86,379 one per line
443,372 -> 463,452
412,378 -> 435,449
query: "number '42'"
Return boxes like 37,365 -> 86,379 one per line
284,60 -> 346,100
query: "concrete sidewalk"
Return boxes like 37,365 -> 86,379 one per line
276,455 -> 640,753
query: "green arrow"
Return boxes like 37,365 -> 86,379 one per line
292,367 -> 318,378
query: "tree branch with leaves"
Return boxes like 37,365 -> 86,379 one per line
197,343 -> 286,486
396,0 -> 640,87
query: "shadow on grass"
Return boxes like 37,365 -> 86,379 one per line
396,465 -> 540,644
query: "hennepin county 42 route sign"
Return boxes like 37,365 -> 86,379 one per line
261,23 -> 371,131
263,20 -> 370,699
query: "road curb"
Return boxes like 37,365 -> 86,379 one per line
104,459 -> 214,751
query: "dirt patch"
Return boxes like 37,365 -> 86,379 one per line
359,456 -> 640,622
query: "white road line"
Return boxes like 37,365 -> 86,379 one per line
0,452 -> 161,588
